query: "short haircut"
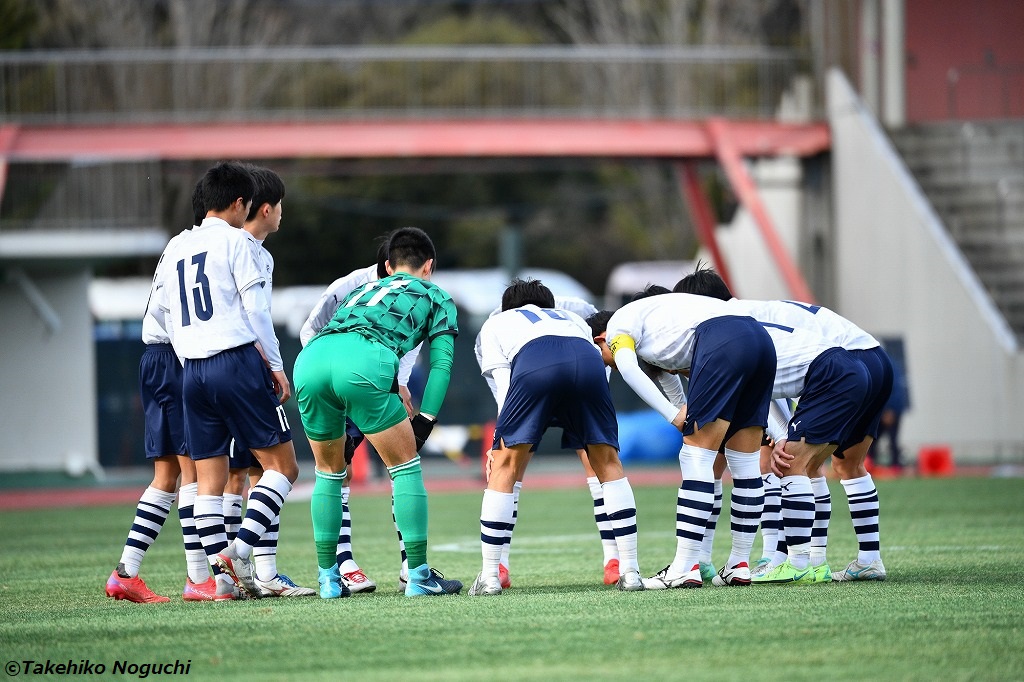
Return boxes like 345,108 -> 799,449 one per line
673,265 -> 733,301
629,284 -> 671,302
200,162 -> 255,213
190,179 -> 205,226
374,235 -> 390,279
501,277 -> 555,311
387,227 -> 435,271
245,167 -> 286,222
585,310 -> 614,336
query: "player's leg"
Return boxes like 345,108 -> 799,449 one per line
585,443 -> 644,591
223,459 -> 248,543
366,420 -> 462,597
246,462 -> 315,598
807,459 -> 834,583
178,455 -> 220,601
306,435 -> 352,599
833,437 -> 886,581
470,440 -> 532,596
336,424 -> 377,593
712,437 -> 765,587
106,454 -> 179,603
579,450 -> 620,585
755,439 -> 783,576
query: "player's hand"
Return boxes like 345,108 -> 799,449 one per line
399,385 -> 415,417
484,449 -> 494,482
670,405 -> 688,432
770,439 -> 792,477
271,369 -> 292,404
410,413 -> 436,451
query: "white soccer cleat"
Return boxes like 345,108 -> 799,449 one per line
255,574 -> 316,597
340,569 -> 377,594
214,545 -> 261,599
616,570 -> 645,592
468,572 -> 503,596
711,562 -> 752,586
641,564 -> 703,590
832,558 -> 886,582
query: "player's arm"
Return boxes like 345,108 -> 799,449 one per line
241,282 -> 290,402
611,335 -> 686,428
299,281 -> 344,346
396,343 -> 423,415
409,332 -> 455,450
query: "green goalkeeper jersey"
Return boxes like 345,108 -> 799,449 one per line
314,272 -> 459,355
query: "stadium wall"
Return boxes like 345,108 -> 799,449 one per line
828,68 -> 1024,463
0,269 -> 98,472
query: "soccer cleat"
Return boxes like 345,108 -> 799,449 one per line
812,563 -> 833,583
256,574 -> 316,598
832,558 -> 886,582
698,561 -> 717,582
468,572 -> 503,596
603,558 -> 620,585
616,570 -> 645,592
641,564 -> 703,590
318,566 -> 351,599
214,545 -> 261,599
711,562 -> 752,586
751,558 -> 776,578
341,569 -> 377,594
498,563 -> 511,589
105,567 -> 170,603
182,576 -> 229,602
405,564 -> 463,596
751,560 -> 813,585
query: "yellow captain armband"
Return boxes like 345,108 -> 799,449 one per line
608,333 -> 636,356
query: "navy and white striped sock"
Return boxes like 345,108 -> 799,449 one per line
118,486 -> 176,577
810,476 -> 831,566
602,477 -> 639,574
223,493 -> 244,543
841,474 -> 881,563
235,470 -> 292,559
177,483 -> 209,583
780,475 -> 814,570
699,479 -> 723,564
760,473 -> 782,559
193,494 -> 228,582
499,481 -> 522,569
587,476 -> 618,564
724,448 -> 764,569
479,489 -> 514,580
671,444 -> 717,575
336,486 -> 358,573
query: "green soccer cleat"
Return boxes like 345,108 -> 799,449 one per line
812,563 -> 833,583
698,561 -> 717,582
751,560 -> 814,585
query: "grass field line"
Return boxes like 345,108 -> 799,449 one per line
433,530 -> 678,553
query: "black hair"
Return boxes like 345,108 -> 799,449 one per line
245,166 -> 285,222
585,310 -> 614,337
190,179 -> 205,226
387,227 -> 435,271
673,264 -> 733,301
501,277 -> 555,311
200,161 -> 255,214
374,235 -> 390,279
629,284 -> 672,302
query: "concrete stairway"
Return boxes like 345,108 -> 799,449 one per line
891,121 -> 1024,343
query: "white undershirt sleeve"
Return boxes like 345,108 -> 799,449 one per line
490,367 -> 512,415
614,347 -> 680,422
242,283 -> 284,371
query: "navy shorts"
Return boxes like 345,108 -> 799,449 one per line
683,316 -> 776,439
139,343 -> 186,459
837,345 -> 895,452
494,336 -> 619,452
228,439 -> 261,470
183,343 -> 292,461
789,347 -> 871,446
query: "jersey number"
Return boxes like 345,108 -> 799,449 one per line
176,252 -> 214,326
515,308 -> 569,323
345,278 -> 413,307
781,300 -> 821,314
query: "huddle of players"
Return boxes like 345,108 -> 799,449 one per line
106,160 -> 889,603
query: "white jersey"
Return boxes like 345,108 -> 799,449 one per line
474,295 -> 600,397
478,304 -> 594,376
142,229 -> 191,345
761,324 -> 839,399
605,293 -> 737,371
299,264 -> 376,346
246,234 -> 275,306
155,217 -> 266,359
726,299 -> 879,351
299,263 -> 421,385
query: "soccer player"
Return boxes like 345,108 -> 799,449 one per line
587,291 -> 776,589
221,166 -> 315,598
105,183 -> 208,603
473,294 -> 624,588
294,226 -> 463,598
469,279 -> 644,595
676,267 -> 892,582
155,161 -> 300,600
299,238 -> 423,594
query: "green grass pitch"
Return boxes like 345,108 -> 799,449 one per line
2,476 -> 1023,681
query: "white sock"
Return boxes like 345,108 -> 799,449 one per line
193,494 -> 228,582
602,477 -> 639,574
670,444 -> 717,575
587,476 -> 618,564
760,473 -> 781,560
222,493 -> 244,543
177,483 -> 209,583
499,481 -> 523,569
480,489 -> 515,580
780,475 -> 814,570
810,476 -> 831,567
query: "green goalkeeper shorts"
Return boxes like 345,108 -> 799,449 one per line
294,332 -> 407,441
